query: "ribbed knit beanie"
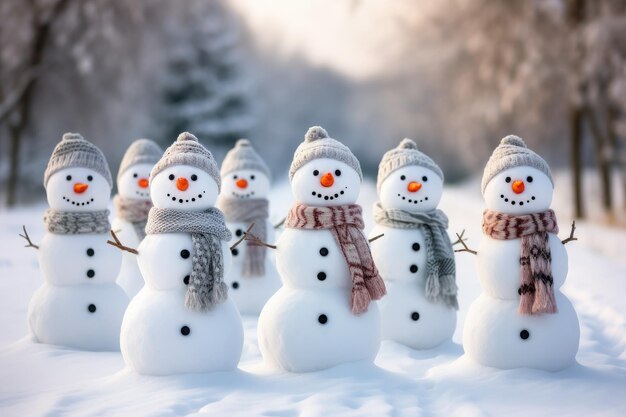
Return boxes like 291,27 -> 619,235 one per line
221,139 -> 271,179
117,139 -> 163,183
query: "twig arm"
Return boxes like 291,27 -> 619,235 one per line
454,232 -> 477,255
107,230 -> 138,255
230,223 -> 255,251
368,233 -> 384,243
562,220 -> 578,245
451,229 -> 466,246
19,225 -> 39,250
244,231 -> 277,250
274,217 -> 286,229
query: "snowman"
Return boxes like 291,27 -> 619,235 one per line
255,126 -> 386,372
218,139 -> 281,315
369,138 -> 458,350
112,139 -> 163,298
112,132 -> 243,375
458,135 -> 580,371
23,133 -> 128,351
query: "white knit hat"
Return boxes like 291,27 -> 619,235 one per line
377,138 -> 443,192
221,139 -> 271,179
117,139 -> 163,183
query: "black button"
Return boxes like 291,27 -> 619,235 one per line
411,311 -> 420,321
180,326 -> 191,336
86,248 -> 94,257
518,288 -> 522,295
319,247 -> 329,256
409,265 -> 418,273
235,229 -> 243,237
232,281 -> 239,289
180,249 -> 190,259
520,329 -> 530,340
183,275 -> 190,285
318,314 -> 328,324
412,243 -> 420,251
231,248 -> 239,256
86,269 -> 95,278
88,304 -> 96,313
317,272 -> 327,281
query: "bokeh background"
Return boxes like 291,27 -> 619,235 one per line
1,0 -> 625,225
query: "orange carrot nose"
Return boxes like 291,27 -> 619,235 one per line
138,178 -> 149,188
320,172 -> 334,187
176,177 -> 189,191
73,183 -> 88,193
236,179 -> 248,189
407,181 -> 422,192
512,180 -> 525,194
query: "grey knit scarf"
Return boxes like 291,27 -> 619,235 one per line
145,207 -> 232,311
373,202 -> 458,309
113,194 -> 152,240
44,208 -> 110,235
220,198 -> 268,277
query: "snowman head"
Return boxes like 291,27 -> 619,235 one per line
289,126 -> 362,206
116,139 -> 163,201
44,133 -> 113,212
149,132 -> 221,211
220,139 -> 271,200
377,138 -> 444,212
482,135 -> 553,214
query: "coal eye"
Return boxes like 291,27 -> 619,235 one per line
422,176 -> 428,182
527,176 -> 533,183
233,175 -> 238,180
191,174 -> 197,181
133,173 -> 138,178
87,175 -> 93,181
400,175 -> 406,181
169,174 -> 175,181
505,177 -> 511,183
335,170 -> 341,176
250,175 -> 255,180
66,175 -> 72,181
313,170 -> 319,176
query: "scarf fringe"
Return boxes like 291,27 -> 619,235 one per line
352,285 -> 373,314
533,283 -> 558,314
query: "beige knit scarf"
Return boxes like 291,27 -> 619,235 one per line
286,203 -> 386,315
113,195 -> 152,240
483,209 -> 559,315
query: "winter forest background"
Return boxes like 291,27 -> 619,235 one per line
1,0 -> 626,225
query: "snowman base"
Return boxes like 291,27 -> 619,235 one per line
224,260 -> 281,315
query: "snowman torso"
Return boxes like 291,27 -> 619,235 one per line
369,225 -> 427,284
111,217 -> 144,297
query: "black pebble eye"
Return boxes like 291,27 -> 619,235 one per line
87,175 -> 93,181
505,177 -> 511,183
169,174 -> 175,181
191,174 -> 197,181
233,175 -> 238,180
250,175 -> 255,180
400,175 -> 406,181
422,176 -> 428,182
133,173 -> 138,178
180,326 -> 190,336
318,314 -> 328,324
66,175 -> 72,181
527,176 -> 533,183
313,170 -> 319,176
335,170 -> 341,176
520,329 -> 530,340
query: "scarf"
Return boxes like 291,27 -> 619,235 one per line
286,203 -> 386,315
44,209 -> 110,235
219,198 -> 269,277
373,202 -> 458,310
113,195 -> 152,240
145,207 -> 232,312
483,209 -> 559,315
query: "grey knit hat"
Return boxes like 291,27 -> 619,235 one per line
150,132 -> 221,190
221,139 -> 271,179
44,132 -> 113,188
117,139 -> 163,183
376,138 -> 443,192
481,135 -> 553,194
289,126 -> 362,181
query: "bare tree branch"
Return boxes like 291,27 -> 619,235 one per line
562,220 -> 578,245
230,223 -> 254,251
368,233 -> 384,243
19,225 -> 39,250
107,229 -> 138,254
454,231 -> 477,255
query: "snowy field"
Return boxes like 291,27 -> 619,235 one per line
1,177 -> 626,417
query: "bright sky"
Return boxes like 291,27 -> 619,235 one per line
231,0 -> 419,79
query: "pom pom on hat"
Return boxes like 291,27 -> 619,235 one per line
304,126 -> 329,142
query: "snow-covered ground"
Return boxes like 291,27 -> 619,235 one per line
1,177 -> 625,417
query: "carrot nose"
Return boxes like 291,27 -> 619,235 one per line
138,178 -> 149,188
176,177 -> 189,191
236,179 -> 248,189
320,172 -> 334,187
407,181 -> 422,192
73,183 -> 88,193
512,180 -> 525,194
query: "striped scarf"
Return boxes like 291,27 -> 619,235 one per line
483,209 -> 559,315
285,203 -> 386,315
113,195 -> 152,240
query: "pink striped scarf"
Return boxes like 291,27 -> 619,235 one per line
286,203 -> 386,314
483,209 -> 559,315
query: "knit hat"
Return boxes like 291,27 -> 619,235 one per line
221,139 -> 271,180
481,135 -> 553,195
376,138 -> 444,192
150,132 -> 221,190
117,139 -> 163,183
289,126 -> 362,181
44,132 -> 112,188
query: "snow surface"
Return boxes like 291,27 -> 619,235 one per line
1,177 -> 626,416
